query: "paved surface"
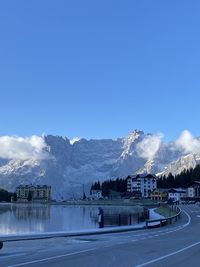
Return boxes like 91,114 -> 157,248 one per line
0,205 -> 200,267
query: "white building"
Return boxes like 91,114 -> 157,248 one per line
127,174 -> 157,198
187,182 -> 200,198
187,187 -> 195,198
90,189 -> 103,199
168,189 -> 187,202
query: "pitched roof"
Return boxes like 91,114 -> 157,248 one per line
168,188 -> 186,193
127,173 -> 157,179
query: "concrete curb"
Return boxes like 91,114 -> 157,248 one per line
1,224 -> 146,242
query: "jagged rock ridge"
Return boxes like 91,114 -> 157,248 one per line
0,130 -> 199,199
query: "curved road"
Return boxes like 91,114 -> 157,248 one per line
1,204 -> 200,267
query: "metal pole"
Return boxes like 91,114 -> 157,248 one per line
118,214 -> 121,226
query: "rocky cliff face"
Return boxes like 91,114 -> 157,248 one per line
0,130 -> 199,199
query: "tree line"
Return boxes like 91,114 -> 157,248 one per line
158,165 -> 200,188
90,178 -> 127,197
0,188 -> 16,202
91,165 -> 200,196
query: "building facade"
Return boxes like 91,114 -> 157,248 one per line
127,174 -> 157,198
151,189 -> 168,201
187,187 -> 195,198
187,182 -> 200,198
16,185 -> 51,202
168,188 -> 186,202
90,189 -> 102,199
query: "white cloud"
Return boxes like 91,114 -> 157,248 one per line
136,133 -> 163,160
137,130 -> 200,161
0,130 -> 200,162
176,130 -> 200,154
70,137 -> 81,144
0,135 -> 49,160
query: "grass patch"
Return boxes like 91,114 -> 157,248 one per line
55,198 -> 158,207
155,205 -> 177,217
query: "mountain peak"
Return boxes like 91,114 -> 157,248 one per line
0,131 -> 198,199
125,130 -> 144,142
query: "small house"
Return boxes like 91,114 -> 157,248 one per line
90,189 -> 102,200
168,188 -> 186,202
151,189 -> 168,201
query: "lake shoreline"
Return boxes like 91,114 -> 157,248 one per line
0,199 -> 159,208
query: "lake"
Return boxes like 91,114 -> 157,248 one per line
0,203 -> 144,235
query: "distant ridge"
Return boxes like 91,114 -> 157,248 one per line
0,130 -> 199,199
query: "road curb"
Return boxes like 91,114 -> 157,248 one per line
1,224 -> 146,242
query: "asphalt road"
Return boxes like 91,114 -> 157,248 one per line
1,205 -> 200,267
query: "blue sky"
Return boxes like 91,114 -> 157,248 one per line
0,0 -> 200,141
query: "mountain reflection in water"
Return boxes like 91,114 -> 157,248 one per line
0,203 -> 143,235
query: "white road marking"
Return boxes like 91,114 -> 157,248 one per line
128,213 -> 191,243
182,209 -> 191,226
5,208 -> 192,267
134,209 -> 192,267
123,209 -> 190,246
135,241 -> 200,267
6,248 -> 96,267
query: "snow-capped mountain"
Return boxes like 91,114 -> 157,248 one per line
0,130 -> 199,199
157,154 -> 200,177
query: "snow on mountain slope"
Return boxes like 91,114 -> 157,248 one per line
157,153 -> 200,177
111,131 -> 146,177
0,130 -> 199,199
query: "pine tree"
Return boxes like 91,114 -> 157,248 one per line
83,192 -> 86,200
27,190 -> 32,202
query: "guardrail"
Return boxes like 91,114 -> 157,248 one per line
145,207 -> 181,229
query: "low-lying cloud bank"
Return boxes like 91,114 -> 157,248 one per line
136,130 -> 200,161
0,136 -> 49,160
136,133 -> 163,160
176,130 -> 200,154
0,130 -> 200,161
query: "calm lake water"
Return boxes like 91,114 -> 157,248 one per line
0,203 -> 143,235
